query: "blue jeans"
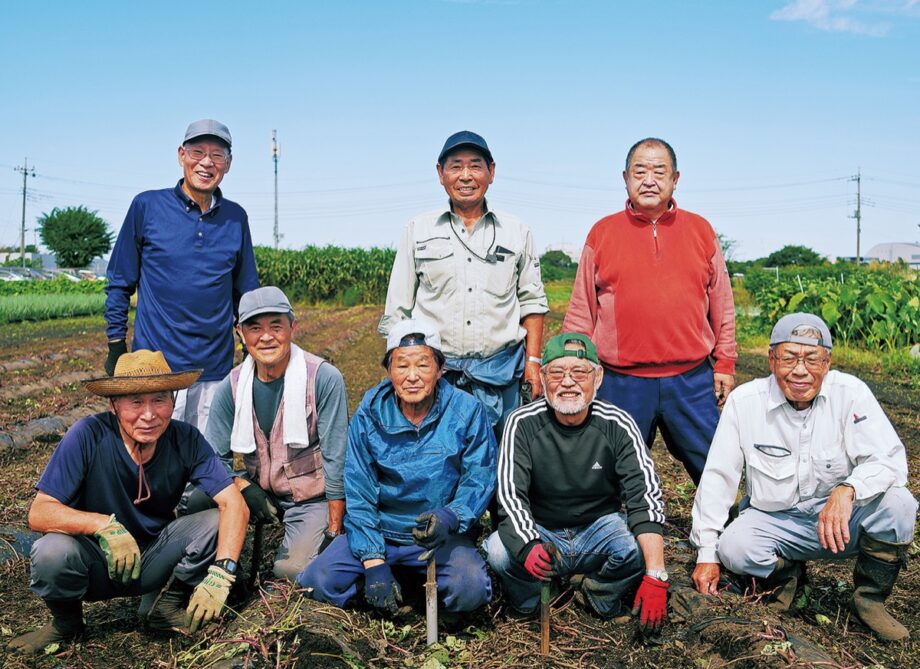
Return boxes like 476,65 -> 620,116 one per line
298,534 -> 492,613
484,512 -> 643,617
598,361 -> 718,484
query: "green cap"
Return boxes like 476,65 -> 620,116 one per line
542,333 -> 599,365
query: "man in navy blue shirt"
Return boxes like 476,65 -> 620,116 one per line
8,350 -> 249,655
104,119 -> 260,432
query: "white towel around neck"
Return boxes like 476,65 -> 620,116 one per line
230,343 -> 310,453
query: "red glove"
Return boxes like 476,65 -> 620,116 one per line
523,543 -> 554,581
632,575 -> 669,632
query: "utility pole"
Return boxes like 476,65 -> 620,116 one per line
14,159 -> 37,268
272,130 -> 280,250
850,169 -> 861,265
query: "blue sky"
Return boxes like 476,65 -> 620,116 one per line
1,0 -> 918,262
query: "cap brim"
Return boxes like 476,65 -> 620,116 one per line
82,370 -> 203,397
184,133 -> 231,148
439,142 -> 493,164
238,306 -> 293,324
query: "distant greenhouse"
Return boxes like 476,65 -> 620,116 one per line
865,242 -> 920,269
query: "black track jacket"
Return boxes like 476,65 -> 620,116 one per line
496,398 -> 665,563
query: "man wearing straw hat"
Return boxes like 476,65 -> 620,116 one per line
9,351 -> 249,654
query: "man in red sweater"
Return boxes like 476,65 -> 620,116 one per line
563,138 -> 736,484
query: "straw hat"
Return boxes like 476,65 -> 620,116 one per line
83,350 -> 202,397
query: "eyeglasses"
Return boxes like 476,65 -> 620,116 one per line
774,353 -> 828,372
543,366 -> 595,383
184,147 -> 229,165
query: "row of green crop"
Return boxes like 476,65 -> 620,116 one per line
254,245 -> 395,304
0,276 -> 107,295
740,267 -> 919,350
0,294 -> 106,324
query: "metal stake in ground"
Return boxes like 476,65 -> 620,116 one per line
248,522 -> 265,590
419,549 -> 438,645
540,542 -> 557,656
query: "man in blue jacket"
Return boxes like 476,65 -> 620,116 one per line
104,119 -> 260,432
299,319 -> 496,616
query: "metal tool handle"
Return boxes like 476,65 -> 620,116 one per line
540,542 -> 557,655
420,549 -> 438,646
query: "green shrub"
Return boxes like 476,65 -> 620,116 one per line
736,266 -> 919,351
0,294 -> 106,323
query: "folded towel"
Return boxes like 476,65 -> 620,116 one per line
230,343 -> 310,453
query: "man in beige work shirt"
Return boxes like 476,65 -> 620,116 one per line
379,130 -> 548,432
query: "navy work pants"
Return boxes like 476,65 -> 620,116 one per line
597,362 -> 718,484
298,534 -> 491,613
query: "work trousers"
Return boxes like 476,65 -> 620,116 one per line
717,487 -> 918,578
484,512 -> 644,617
298,534 -> 492,613
182,485 -> 329,581
598,361 -> 718,484
29,509 -> 219,602
172,379 -> 220,433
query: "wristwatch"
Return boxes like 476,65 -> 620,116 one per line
526,356 -> 543,365
646,569 -> 669,582
323,528 -> 341,541
214,558 -> 238,575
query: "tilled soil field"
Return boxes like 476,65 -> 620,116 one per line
0,306 -> 917,668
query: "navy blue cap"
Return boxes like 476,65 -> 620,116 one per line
438,130 -> 493,164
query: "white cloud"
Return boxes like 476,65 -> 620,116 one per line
770,0 -> 897,36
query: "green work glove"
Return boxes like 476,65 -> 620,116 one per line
185,564 -> 236,633
94,514 -> 141,585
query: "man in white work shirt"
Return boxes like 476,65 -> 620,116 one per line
379,131 -> 548,432
690,313 -> 917,641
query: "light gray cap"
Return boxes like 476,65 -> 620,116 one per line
770,312 -> 833,350
238,286 -> 293,324
385,319 -> 442,355
184,119 -> 232,148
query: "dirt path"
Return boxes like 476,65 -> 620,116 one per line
0,307 -> 917,669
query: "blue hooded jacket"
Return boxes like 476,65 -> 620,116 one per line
344,378 -> 496,562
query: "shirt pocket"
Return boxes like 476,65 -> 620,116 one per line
813,447 -> 849,495
484,251 -> 518,298
747,445 -> 797,510
283,444 -> 325,502
414,238 -> 454,292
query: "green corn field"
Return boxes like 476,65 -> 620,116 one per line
254,245 -> 395,305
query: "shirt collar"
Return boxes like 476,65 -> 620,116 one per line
173,179 -> 223,215
438,199 -> 497,230
766,374 -> 828,412
625,198 -> 677,224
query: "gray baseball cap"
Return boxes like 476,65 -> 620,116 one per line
385,319 -> 442,356
184,119 -> 232,148
770,312 -> 833,350
238,286 -> 293,324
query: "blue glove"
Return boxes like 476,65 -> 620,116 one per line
364,563 -> 402,614
412,507 -> 460,549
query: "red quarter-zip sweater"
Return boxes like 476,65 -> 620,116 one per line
564,200 -> 736,377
